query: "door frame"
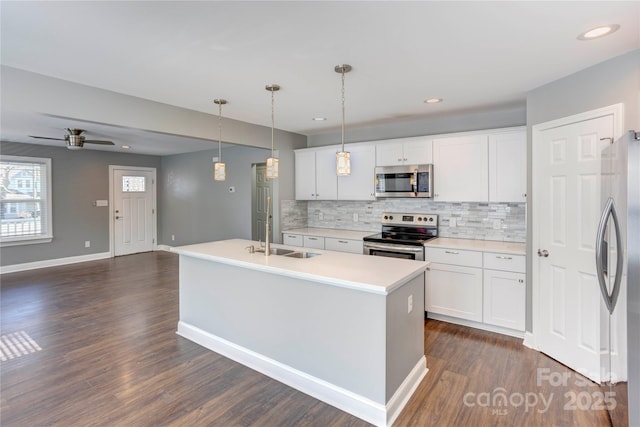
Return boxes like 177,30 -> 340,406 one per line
108,165 -> 158,257
530,103 -> 624,350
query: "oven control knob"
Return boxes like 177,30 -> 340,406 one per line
417,217 -> 423,221
389,215 -> 394,220
429,217 -> 434,222
384,215 -> 388,220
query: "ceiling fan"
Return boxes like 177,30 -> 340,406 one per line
29,128 -> 115,150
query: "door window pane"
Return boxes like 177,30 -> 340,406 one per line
122,176 -> 145,192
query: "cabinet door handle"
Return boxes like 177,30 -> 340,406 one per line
518,279 -> 524,283
397,158 -> 403,162
445,250 -> 459,255
496,256 -> 512,260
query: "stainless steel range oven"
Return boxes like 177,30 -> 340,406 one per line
363,212 -> 438,261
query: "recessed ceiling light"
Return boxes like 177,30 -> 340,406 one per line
577,24 -> 620,40
424,98 -> 443,104
312,117 -> 327,121
121,145 -> 130,149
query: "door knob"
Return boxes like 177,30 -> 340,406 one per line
115,216 -> 124,220
537,249 -> 549,257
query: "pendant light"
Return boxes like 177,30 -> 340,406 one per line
265,84 -> 280,179
335,64 -> 352,176
213,98 -> 227,181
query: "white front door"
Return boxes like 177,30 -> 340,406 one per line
533,108 -> 618,383
112,167 -> 156,256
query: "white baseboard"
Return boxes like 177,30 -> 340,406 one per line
426,312 -> 525,339
177,321 -> 425,427
0,251 -> 112,274
522,331 -> 537,350
156,244 -> 173,252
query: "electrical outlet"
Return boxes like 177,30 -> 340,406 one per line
319,212 -> 324,220
84,241 -> 90,248
408,294 -> 413,313
449,217 -> 457,228
171,234 -> 175,241
493,219 -> 502,230
353,213 -> 358,222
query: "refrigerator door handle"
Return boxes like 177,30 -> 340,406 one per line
595,197 -> 624,314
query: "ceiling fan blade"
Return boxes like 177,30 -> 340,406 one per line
84,140 -> 115,145
29,135 -> 67,141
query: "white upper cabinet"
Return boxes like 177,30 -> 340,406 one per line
433,134 -> 489,202
375,136 -> 432,166
488,129 -> 526,203
338,143 -> 376,200
295,146 -> 338,200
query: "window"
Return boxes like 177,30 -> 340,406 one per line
0,155 -> 53,246
122,176 -> 145,192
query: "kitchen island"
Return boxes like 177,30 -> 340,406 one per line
173,239 -> 427,427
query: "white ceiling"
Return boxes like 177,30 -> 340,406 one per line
1,1 -> 639,155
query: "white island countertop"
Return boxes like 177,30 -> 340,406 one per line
173,238 -> 427,295
425,237 -> 526,255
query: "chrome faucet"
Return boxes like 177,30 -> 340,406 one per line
265,195 -> 271,257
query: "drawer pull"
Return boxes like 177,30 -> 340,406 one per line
445,250 -> 459,255
308,237 -> 318,240
338,240 -> 348,244
496,256 -> 513,260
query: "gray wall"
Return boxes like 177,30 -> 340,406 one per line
307,103 -> 525,147
0,141 -> 161,266
525,49 -> 640,331
1,67 -> 307,267
159,144 -> 272,246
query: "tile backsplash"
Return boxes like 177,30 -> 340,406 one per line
282,199 -> 526,243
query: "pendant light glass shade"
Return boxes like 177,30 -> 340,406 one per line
335,64 -> 352,176
213,99 -> 227,181
265,84 -> 280,179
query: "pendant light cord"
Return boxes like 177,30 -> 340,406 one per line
218,102 -> 222,161
341,69 -> 346,152
271,89 -> 275,157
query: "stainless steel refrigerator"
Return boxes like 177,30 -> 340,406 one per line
597,129 -> 639,427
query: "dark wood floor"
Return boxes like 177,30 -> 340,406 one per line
1,251 -> 611,426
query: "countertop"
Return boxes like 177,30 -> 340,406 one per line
425,238 -> 526,255
172,239 -> 427,295
282,228 -> 375,240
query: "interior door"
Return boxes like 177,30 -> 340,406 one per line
533,113 -> 613,383
113,168 -> 155,256
252,164 -> 271,243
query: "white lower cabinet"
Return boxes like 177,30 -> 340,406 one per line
426,262 -> 483,322
482,252 -> 526,331
483,269 -> 525,331
282,233 -> 304,247
425,245 -> 526,335
303,235 -> 325,249
325,237 -> 363,254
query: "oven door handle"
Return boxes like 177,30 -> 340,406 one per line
364,242 -> 424,253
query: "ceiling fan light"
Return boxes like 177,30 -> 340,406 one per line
66,144 -> 82,150
214,162 -> 226,181
266,157 -> 279,179
336,151 -> 351,176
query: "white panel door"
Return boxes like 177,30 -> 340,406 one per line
252,164 -> 271,243
534,114 -> 613,383
113,168 -> 155,256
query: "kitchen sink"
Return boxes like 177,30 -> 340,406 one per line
270,248 -> 296,255
284,251 -> 321,259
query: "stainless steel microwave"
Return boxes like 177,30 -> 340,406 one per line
374,164 -> 433,198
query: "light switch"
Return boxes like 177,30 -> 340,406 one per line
95,200 -> 108,207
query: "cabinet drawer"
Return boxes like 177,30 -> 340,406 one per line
425,247 -> 482,268
303,235 -> 325,249
325,237 -> 363,254
483,252 -> 525,273
282,233 -> 304,247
